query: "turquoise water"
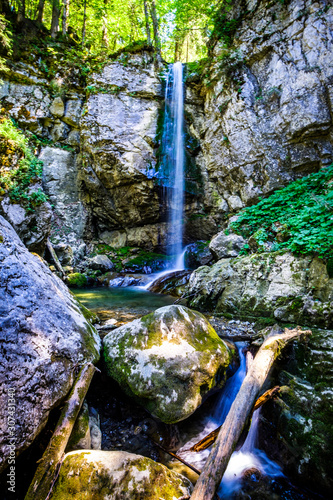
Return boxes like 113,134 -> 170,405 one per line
72,286 -> 175,321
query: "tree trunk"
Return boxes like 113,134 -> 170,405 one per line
149,0 -> 161,61
190,386 -> 281,453
81,0 -> 87,48
101,0 -> 109,48
36,0 -> 44,23
51,0 -> 60,38
17,0 -> 25,23
46,239 -> 65,278
62,0 -> 69,35
190,327 -> 311,500
143,0 -> 151,45
24,363 -> 97,500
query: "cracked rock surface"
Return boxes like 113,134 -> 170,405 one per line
0,216 -> 101,472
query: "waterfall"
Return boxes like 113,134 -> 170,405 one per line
160,62 -> 185,269
177,342 -> 284,496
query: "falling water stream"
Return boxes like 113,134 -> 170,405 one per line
177,343 -> 284,497
141,62 -> 186,289
160,61 -> 185,268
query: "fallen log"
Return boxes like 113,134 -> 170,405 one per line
25,363 -> 96,500
189,386 -> 280,453
190,326 -> 311,500
46,239 -> 65,277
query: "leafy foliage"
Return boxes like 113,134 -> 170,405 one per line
231,165 -> 333,259
0,13 -> 12,81
0,118 -> 48,211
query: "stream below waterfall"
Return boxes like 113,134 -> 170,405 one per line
71,287 -> 321,500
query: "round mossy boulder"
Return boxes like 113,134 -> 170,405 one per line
50,450 -> 193,499
103,305 -> 233,423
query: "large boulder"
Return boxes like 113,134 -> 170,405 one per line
0,216 -> 101,472
88,254 -> 114,272
50,450 -> 193,499
209,232 -> 246,260
187,252 -> 333,328
103,305 -> 233,424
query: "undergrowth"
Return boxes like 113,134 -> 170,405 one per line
230,164 -> 333,259
0,118 -> 47,211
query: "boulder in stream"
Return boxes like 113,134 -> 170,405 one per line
103,305 -> 233,423
50,450 -> 193,499
0,215 -> 101,472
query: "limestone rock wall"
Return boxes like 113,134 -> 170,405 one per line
187,0 -> 333,235
80,52 -> 166,249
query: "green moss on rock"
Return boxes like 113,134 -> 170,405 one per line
67,272 -> 88,288
103,305 -> 233,424
50,450 -> 193,499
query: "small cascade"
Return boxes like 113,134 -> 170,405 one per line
159,61 -> 185,268
178,342 -> 247,470
178,342 -> 284,496
218,408 -> 283,497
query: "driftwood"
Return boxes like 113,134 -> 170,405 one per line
190,327 -> 311,500
25,363 -> 96,500
46,239 -> 65,277
154,441 -> 201,476
190,386 -> 281,453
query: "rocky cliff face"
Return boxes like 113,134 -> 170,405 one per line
186,0 -> 333,234
1,0 -> 332,256
80,52 -> 166,250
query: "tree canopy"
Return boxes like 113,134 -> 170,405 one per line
0,0 -> 234,63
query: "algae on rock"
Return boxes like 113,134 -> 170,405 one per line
103,305 -> 233,424
50,450 -> 193,500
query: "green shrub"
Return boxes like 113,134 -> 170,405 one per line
231,164 -> 333,259
67,273 -> 88,288
0,118 -> 48,211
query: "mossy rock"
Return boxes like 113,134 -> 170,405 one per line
50,450 -> 193,499
67,272 -> 88,288
264,328 -> 333,493
103,305 -> 233,424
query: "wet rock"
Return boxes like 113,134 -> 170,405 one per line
262,328 -> 333,494
148,270 -> 191,297
51,450 -> 193,499
187,252 -> 333,328
0,216 -> 100,472
209,232 -> 246,260
88,254 -> 114,272
103,305 -> 233,424
184,241 -> 213,269
99,272 -> 150,287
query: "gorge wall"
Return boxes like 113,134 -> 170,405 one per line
0,0 -> 332,260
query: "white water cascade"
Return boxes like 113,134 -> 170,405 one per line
178,343 -> 284,497
160,61 -> 185,270
141,62 -> 186,289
